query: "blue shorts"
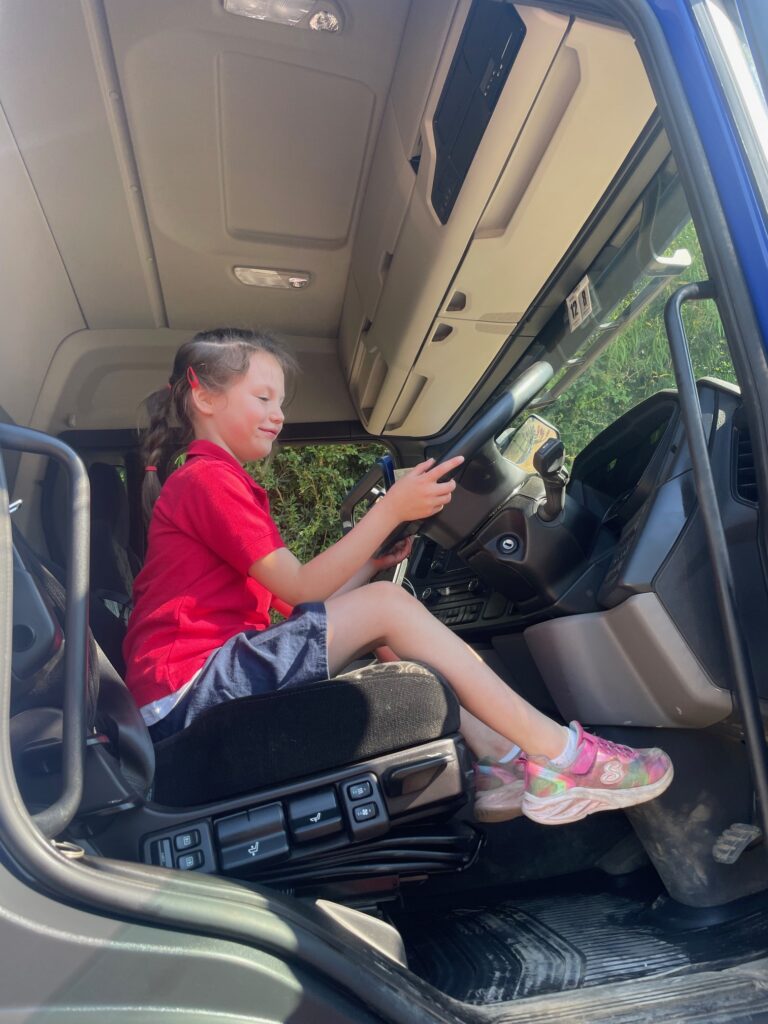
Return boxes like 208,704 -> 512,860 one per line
149,602 -> 329,742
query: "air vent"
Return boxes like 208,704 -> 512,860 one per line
735,428 -> 758,504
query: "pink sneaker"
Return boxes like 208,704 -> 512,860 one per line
473,755 -> 526,823
522,724 -> 673,825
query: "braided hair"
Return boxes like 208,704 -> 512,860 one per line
140,328 -> 298,521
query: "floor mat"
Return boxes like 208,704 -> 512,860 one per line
393,890 -> 768,1004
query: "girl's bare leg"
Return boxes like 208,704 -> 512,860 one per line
377,641 -> 522,759
459,709 -> 521,760
326,582 -> 568,760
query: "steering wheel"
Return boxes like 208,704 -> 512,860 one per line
368,361 -> 554,555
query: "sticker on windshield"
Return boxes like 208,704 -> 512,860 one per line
566,276 -> 593,332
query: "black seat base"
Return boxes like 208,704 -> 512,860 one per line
92,734 -> 473,889
152,661 -> 461,806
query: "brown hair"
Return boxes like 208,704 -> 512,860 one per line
140,327 -> 298,521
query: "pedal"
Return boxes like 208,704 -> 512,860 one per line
712,823 -> 762,864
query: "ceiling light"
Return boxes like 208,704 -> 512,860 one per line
223,0 -> 311,25
222,0 -> 343,32
233,266 -> 311,289
309,10 -> 341,32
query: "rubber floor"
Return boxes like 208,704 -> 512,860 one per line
392,889 -> 768,1004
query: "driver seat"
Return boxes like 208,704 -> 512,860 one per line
10,506 -> 476,897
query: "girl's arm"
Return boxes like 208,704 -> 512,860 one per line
328,537 -> 414,599
328,559 -> 376,598
249,457 -> 462,605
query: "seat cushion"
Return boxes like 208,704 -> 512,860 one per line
152,661 -> 460,807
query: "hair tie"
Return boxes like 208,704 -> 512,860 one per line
187,366 -> 200,389
145,466 -> 158,473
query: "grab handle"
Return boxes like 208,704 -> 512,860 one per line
664,282 -> 768,847
0,425 -> 90,838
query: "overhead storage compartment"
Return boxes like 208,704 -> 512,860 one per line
431,0 -> 527,223
343,2 -> 656,437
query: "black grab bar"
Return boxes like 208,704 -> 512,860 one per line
664,282 -> 768,847
0,425 -> 90,838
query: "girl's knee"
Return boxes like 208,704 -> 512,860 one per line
365,580 -> 412,608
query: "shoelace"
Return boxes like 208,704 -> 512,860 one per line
593,734 -> 636,759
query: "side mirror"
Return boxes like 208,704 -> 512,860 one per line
496,414 -> 559,473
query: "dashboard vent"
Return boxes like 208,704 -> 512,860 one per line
735,428 -> 758,504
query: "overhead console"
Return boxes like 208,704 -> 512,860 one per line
431,2 -> 527,223
342,1 -> 656,437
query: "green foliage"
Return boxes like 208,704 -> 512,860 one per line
247,443 -> 385,563
548,220 -> 736,459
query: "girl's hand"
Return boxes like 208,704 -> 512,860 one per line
383,456 -> 464,523
371,536 -> 414,572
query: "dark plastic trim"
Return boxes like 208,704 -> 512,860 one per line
0,424 -> 90,838
439,361 -> 554,465
664,283 -> 768,844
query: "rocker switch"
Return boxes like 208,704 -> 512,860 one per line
340,772 -> 388,841
353,802 -> 378,822
174,829 -> 200,852
177,850 -> 204,871
347,781 -> 372,801
215,804 -> 289,873
287,789 -> 342,843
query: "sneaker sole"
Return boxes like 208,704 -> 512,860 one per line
522,763 -> 674,826
473,802 -> 525,823
473,783 -> 526,823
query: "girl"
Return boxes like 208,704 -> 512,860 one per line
124,328 -> 673,826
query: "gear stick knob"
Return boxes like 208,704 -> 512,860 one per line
533,437 -> 569,522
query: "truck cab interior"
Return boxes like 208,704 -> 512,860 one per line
2,1 -> 768,1021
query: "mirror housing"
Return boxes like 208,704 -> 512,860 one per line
497,415 -> 559,472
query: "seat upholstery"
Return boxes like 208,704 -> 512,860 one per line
88,462 -> 138,600
152,660 -> 460,806
87,462 -> 142,675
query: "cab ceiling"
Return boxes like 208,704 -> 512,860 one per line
0,0 -> 410,337
0,1 -> 656,440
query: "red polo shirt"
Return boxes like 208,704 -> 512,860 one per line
123,440 -> 286,710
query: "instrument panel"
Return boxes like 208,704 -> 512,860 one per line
405,382 -> 768,703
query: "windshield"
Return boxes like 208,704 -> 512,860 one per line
518,156 -> 736,461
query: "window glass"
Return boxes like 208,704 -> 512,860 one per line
248,442 -> 386,562
524,159 -> 736,460
695,0 -> 768,213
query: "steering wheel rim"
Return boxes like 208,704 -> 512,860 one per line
376,361 -> 554,554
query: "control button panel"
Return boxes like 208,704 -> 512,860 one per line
143,819 -> 215,873
215,803 -> 289,873
409,539 -> 517,628
433,602 -> 483,626
340,772 -> 388,841
142,771 -> 394,878
287,788 -> 342,843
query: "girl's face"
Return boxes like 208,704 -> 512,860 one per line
193,351 -> 286,462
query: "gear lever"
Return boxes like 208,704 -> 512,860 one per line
533,438 -> 569,522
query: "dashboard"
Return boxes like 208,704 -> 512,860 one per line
407,539 -> 508,631
400,382 -> 768,702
